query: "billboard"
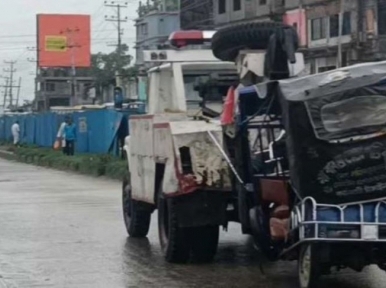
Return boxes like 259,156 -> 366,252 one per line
37,14 -> 91,68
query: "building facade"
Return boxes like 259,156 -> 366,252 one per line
134,1 -> 180,101
180,0 -> 214,30
135,11 -> 180,67
36,68 -> 94,111
213,0 -> 386,74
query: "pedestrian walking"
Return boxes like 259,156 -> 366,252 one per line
56,116 -> 69,154
11,120 -> 20,146
63,118 -> 76,156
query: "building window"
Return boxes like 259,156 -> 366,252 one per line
233,0 -> 241,11
379,0 -> 386,34
311,17 -> 326,41
218,0 -> 226,14
260,0 -> 267,5
329,12 -> 351,38
141,23 -> 148,35
46,82 -> 55,92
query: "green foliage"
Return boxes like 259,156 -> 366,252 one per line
4,146 -> 128,180
73,44 -> 137,100
89,45 -> 136,95
105,158 -> 128,180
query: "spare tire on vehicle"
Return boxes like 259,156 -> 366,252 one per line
211,22 -> 298,62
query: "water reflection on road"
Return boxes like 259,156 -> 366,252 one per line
0,159 -> 385,288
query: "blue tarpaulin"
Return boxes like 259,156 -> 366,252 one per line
0,108 -> 144,155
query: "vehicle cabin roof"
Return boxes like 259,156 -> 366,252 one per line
240,61 -> 386,102
147,61 -> 236,73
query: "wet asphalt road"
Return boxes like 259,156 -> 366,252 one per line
1,159 -> 386,288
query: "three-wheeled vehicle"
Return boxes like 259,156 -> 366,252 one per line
232,61 -> 386,287
122,22 -> 386,287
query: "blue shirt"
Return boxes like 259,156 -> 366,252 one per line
114,91 -> 123,109
64,124 -> 77,141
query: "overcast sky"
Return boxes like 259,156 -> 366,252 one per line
0,0 -> 139,104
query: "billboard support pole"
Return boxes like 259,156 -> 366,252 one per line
61,27 -> 81,106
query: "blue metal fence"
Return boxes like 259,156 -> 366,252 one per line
0,107 -> 144,155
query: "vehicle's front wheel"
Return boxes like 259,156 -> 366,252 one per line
190,225 -> 219,263
298,244 -> 321,288
158,192 -> 190,263
122,175 -> 151,237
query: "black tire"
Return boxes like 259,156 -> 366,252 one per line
190,225 -> 219,263
122,174 -> 151,237
298,244 -> 321,288
211,22 -> 297,62
158,192 -> 191,263
251,206 -> 280,261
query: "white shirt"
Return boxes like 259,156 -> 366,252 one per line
11,123 -> 20,136
57,122 -> 67,147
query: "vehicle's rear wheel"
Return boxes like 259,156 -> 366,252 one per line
298,244 -> 321,288
190,225 -> 219,263
122,175 -> 151,237
158,192 -> 191,263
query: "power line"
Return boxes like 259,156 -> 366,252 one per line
2,61 -> 18,107
1,77 -> 9,108
0,30 -> 120,44
104,0 -> 129,86
0,28 -> 115,39
16,77 -> 22,107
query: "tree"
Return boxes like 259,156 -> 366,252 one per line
88,44 -> 136,98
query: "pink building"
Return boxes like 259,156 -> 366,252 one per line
283,9 -> 307,47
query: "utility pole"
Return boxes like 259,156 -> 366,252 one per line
27,47 -> 39,108
16,77 -> 22,107
60,28 -> 81,106
337,0 -> 346,68
3,61 -> 17,107
105,1 -> 128,87
1,78 -> 9,108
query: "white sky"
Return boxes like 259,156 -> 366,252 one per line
0,0 -> 139,104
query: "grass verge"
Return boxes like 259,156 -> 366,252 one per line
0,143 -> 128,180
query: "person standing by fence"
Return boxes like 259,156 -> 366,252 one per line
63,118 -> 76,156
11,120 -> 20,146
56,116 -> 69,154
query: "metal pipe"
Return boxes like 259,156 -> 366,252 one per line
207,130 -> 244,185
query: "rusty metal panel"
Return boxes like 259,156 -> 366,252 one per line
130,116 -> 154,156
153,113 -> 188,160
163,155 -> 179,194
129,115 -> 156,204
130,154 -> 156,204
154,124 -> 173,161
170,121 -> 231,190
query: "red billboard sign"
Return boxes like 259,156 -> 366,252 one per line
37,14 -> 91,68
